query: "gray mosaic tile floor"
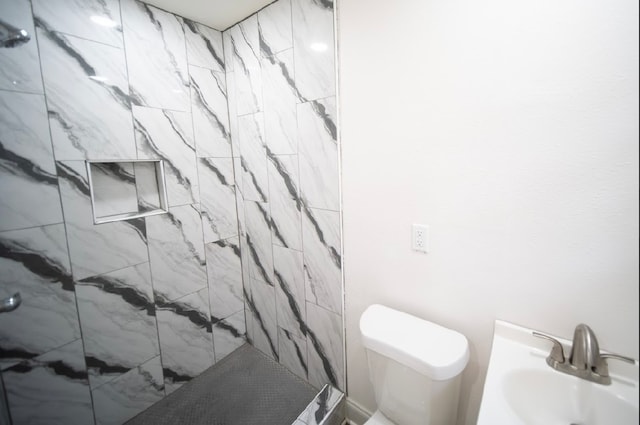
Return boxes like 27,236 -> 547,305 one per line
125,343 -> 317,425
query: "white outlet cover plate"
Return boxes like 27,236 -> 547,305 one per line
412,224 -> 429,253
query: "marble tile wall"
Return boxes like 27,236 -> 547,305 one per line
224,0 -> 344,391
0,0 -> 244,424
1,0 -> 342,422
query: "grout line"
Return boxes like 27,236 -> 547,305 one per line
0,221 -> 65,235
0,87 -> 44,95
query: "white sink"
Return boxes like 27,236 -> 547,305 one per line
477,320 -> 639,425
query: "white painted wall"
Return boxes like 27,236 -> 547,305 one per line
336,0 -> 639,423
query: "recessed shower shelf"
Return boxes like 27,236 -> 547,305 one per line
86,159 -> 169,225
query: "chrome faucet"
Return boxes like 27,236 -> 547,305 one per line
533,323 -> 636,385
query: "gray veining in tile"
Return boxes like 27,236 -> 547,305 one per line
156,288 -> 214,387
0,90 -> 63,231
0,0 -> 43,93
206,237 -> 243,320
121,0 -> 189,111
0,224 -> 80,368
146,204 -> 207,302
212,310 -> 246,362
37,26 -> 135,160
92,355 -> 164,425
3,340 -> 94,425
32,0 -> 123,48
76,263 -> 159,389
258,0 -> 293,57
303,208 -> 341,315
298,97 -> 339,211
184,20 -> 224,72
134,105 -> 199,207
306,302 -> 344,391
190,66 -> 231,158
198,157 -> 238,243
56,160 -> 149,280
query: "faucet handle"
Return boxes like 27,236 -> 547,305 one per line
599,353 -> 636,364
594,352 -> 637,382
533,331 -> 565,366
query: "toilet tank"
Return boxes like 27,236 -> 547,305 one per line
360,305 -> 469,425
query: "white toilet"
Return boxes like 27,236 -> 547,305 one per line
360,304 -> 469,425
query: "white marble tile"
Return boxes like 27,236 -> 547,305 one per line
198,157 -> 238,243
273,245 -> 306,337
156,288 -> 214,386
262,49 -> 300,154
303,208 -> 342,315
268,154 -> 299,199
89,162 -> 138,220
184,20 -> 224,72
190,66 -> 231,158
32,0 -> 123,47
92,356 -> 164,425
306,303 -> 344,391
207,237 -> 243,321
0,91 -> 63,232
268,154 -> 302,250
292,0 -> 336,101
278,328 -> 308,381
163,382 -> 182,395
244,304 -> 254,346
244,201 -> 274,285
37,27 -> 136,161
226,72 -> 240,157
147,204 -> 207,302
75,263 -> 159,389
134,162 -> 162,212
229,17 -> 263,115
0,224 -> 81,368
212,311 -> 246,362
56,161 -> 149,280
298,97 -> 340,211
238,113 -> 268,202
294,384 -> 344,425
0,224 -> 72,301
258,0 -> 293,57
133,106 -> 199,207
121,0 -> 189,111
222,29 -> 235,73
246,278 -> 278,360
3,340 -> 94,425
0,0 -> 43,93
271,195 -> 302,251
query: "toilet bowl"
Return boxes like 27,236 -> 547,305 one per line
360,304 -> 469,425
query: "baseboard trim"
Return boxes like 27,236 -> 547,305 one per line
345,398 -> 372,425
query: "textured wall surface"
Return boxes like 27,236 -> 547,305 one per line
337,0 -> 639,423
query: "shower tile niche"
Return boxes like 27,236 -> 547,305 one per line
86,160 -> 168,224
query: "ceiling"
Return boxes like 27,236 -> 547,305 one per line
143,0 -> 275,31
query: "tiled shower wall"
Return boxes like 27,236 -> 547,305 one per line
0,0 -> 343,423
223,0 -> 344,391
0,0 -> 244,423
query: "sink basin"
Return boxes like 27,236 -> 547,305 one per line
503,369 -> 638,424
477,320 -> 639,425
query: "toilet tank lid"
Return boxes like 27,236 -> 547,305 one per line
360,304 -> 469,381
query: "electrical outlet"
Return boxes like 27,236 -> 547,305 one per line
412,224 -> 429,253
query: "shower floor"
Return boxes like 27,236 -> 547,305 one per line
125,344 -> 317,425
